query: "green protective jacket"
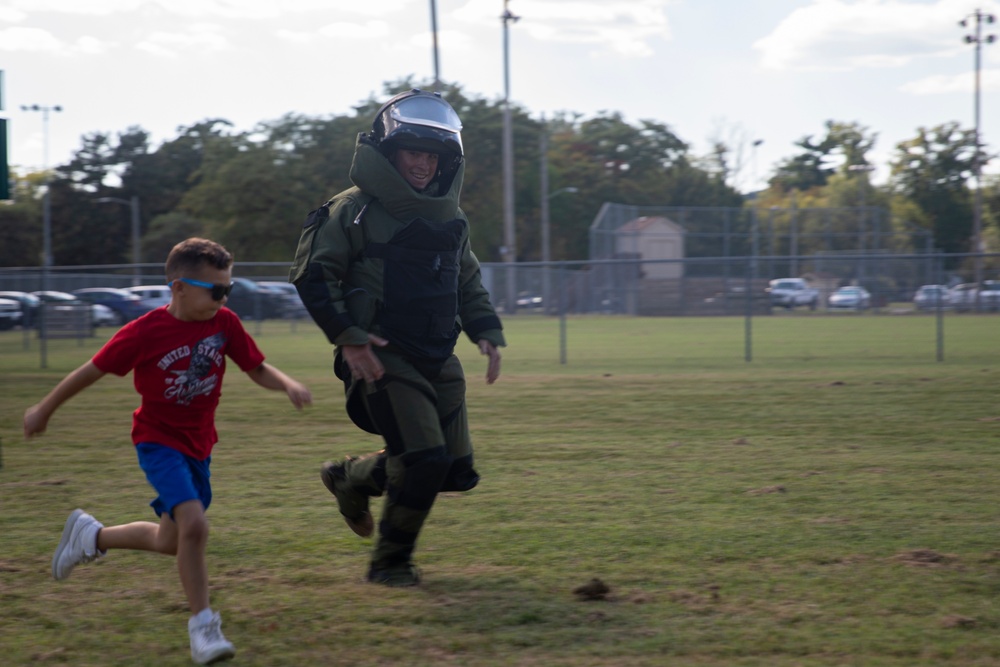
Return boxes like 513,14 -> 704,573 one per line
289,134 -> 506,355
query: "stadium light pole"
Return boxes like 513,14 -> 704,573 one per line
21,103 -> 62,369
96,195 -> 142,286
960,8 -> 995,307
429,0 -> 441,91
750,138 -> 763,196
501,0 -> 519,313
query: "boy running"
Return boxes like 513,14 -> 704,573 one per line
23,238 -> 312,665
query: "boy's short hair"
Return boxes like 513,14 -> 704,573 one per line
165,238 -> 233,281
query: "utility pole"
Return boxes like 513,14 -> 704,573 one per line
429,0 -> 441,91
960,8 -> 996,309
501,0 -> 519,313
21,103 -> 62,369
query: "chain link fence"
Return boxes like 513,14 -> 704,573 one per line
481,253 -> 975,317
0,254 -> 992,320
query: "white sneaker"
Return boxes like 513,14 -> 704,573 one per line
189,611 -> 235,665
52,509 -> 104,580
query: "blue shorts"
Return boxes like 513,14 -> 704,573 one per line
136,442 -> 212,518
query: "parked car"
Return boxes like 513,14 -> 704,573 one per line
950,283 -> 979,312
258,281 -> 309,319
766,278 -> 819,310
90,304 -> 118,326
125,284 -> 173,310
0,297 -> 21,330
0,290 -> 41,328
980,280 -> 1000,311
31,290 -> 86,305
913,284 -> 951,311
827,286 -> 871,311
30,290 -> 113,327
516,292 -> 544,311
950,281 -> 1000,312
225,277 -> 287,320
72,287 -> 152,325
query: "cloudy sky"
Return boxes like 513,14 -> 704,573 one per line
3,0 -> 999,191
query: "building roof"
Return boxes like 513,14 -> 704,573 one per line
617,216 -> 683,233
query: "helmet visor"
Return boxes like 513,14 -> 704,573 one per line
388,95 -> 463,134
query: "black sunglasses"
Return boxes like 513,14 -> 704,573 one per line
173,277 -> 234,301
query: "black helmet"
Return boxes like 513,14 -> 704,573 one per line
370,88 -> 463,162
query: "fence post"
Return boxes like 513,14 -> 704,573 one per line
559,264 -> 567,365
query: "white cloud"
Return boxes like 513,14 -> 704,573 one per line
3,0 -> 405,20
135,24 -> 230,58
147,0 -> 333,20
453,0 -> 671,58
900,68 -> 1000,94
0,26 -> 116,56
75,35 -> 115,55
276,29 -> 312,44
318,21 -> 392,40
754,0 -> 998,72
0,26 -> 62,52
5,0 -> 144,16
331,0 -> 417,19
0,7 -> 27,22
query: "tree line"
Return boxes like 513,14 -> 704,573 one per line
1,78 -> 997,277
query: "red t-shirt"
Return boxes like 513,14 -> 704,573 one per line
92,306 -> 265,460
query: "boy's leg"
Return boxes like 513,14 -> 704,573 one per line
137,443 -> 234,663
170,500 -> 210,614
169,504 -> 235,664
96,520 -> 165,552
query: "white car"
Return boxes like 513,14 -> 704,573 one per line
91,303 -> 118,327
913,285 -> 951,311
950,283 -> 978,312
951,282 -> 1000,312
827,286 -> 871,311
767,278 -> 819,310
980,280 -> 1000,311
125,284 -> 172,310
0,297 -> 21,330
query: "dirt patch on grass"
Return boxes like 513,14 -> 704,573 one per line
573,577 -> 610,601
0,478 -> 69,488
0,560 -> 23,572
940,614 -> 977,628
747,485 -> 786,495
891,549 -> 959,567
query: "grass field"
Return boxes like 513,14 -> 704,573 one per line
1,314 -> 999,666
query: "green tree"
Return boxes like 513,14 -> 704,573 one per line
890,122 -> 976,256
142,211 -> 207,264
0,169 -> 43,266
770,121 -> 876,192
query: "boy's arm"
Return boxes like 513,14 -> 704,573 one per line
24,360 -> 106,438
245,363 -> 312,410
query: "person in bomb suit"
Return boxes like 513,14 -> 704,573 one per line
289,89 -> 505,586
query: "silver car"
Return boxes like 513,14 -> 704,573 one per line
913,285 -> 951,311
125,284 -> 173,311
828,286 -> 871,311
0,297 -> 21,330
